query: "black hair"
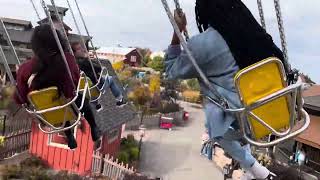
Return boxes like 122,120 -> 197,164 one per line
30,24 -> 68,90
195,0 -> 287,71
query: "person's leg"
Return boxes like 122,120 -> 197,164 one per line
215,129 -> 272,179
64,121 -> 77,149
76,95 -> 101,141
105,76 -> 122,100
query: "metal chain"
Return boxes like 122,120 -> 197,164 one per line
0,19 -> 21,65
41,0 -> 75,90
73,0 -> 103,68
173,0 -> 189,41
161,0 -> 228,108
29,0 -> 42,21
66,0 -> 98,82
257,0 -> 266,30
50,0 -> 75,58
273,0 -> 290,72
0,45 -> 15,84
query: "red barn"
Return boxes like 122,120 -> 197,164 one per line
29,61 -> 136,176
93,46 -> 142,67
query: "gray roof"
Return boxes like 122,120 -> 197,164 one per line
94,60 -> 136,133
0,28 -> 33,44
0,46 -> 32,64
304,96 -> 320,112
0,17 -> 32,28
0,27 -> 90,44
47,5 -> 68,14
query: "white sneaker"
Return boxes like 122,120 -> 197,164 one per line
249,161 -> 276,179
240,171 -> 255,180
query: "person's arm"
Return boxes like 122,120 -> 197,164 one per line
13,64 -> 29,105
165,10 -> 200,80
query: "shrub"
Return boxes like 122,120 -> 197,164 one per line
128,147 -> 139,161
186,79 -> 200,91
160,102 -> 180,114
112,61 -> 124,72
149,75 -> 160,95
117,151 -> 129,164
182,90 -> 201,103
0,136 -> 4,147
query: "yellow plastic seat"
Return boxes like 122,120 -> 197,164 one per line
79,77 -> 100,100
234,57 -> 290,139
27,87 -> 77,127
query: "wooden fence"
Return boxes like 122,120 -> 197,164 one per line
92,151 -> 135,180
0,108 -> 32,160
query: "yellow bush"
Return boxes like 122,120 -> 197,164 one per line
182,90 -> 201,103
112,61 -> 124,72
149,75 -> 160,95
0,136 -> 5,147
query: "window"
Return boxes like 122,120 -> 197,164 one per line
107,129 -> 119,144
130,56 -> 137,63
48,127 -> 77,149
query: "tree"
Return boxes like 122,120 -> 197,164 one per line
136,47 -> 152,67
187,78 -> 200,91
148,56 -> 164,73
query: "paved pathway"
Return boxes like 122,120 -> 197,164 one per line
137,102 -> 224,180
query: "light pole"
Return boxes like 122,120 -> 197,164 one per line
138,124 -> 146,160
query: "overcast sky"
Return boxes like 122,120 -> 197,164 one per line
0,0 -> 319,82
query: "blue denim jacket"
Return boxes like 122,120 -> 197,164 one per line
165,27 -> 242,138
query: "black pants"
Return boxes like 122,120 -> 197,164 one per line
64,94 -> 97,143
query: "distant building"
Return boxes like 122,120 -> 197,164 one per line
93,46 -> 142,67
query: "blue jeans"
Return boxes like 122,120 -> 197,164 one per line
213,127 -> 256,169
98,76 -> 122,100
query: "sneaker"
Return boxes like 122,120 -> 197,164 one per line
67,135 -> 77,150
96,104 -> 103,112
116,99 -> 127,107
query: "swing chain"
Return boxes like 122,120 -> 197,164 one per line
173,0 -> 190,41
29,0 -> 42,21
274,0 -> 290,71
257,0 -> 266,30
161,0 -> 228,108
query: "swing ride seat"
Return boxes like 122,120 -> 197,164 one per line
234,57 -> 310,146
27,86 -> 81,133
79,67 -> 108,102
25,73 -> 89,134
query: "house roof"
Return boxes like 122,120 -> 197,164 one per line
97,47 -> 136,56
0,28 -> 33,44
1,46 -> 33,64
0,17 -> 32,28
94,60 -> 136,133
303,85 -> 320,97
295,115 -> 320,149
47,5 -> 68,15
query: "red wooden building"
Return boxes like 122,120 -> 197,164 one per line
29,61 -> 136,176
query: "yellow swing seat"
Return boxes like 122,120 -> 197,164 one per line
234,57 -> 310,146
79,67 -> 109,102
27,87 -> 81,134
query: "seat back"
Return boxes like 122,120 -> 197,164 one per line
27,87 -> 77,127
234,57 -> 290,139
79,77 -> 100,99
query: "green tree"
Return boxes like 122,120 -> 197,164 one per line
148,56 -> 164,72
187,78 -> 200,91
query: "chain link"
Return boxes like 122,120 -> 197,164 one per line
173,0 -> 189,41
29,0 -> 42,21
274,0 -> 290,71
257,0 -> 266,30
